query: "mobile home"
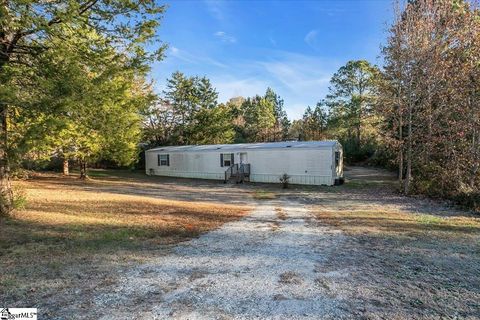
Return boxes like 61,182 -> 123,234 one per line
145,141 -> 343,186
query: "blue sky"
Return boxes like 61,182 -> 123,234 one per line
152,0 -> 394,119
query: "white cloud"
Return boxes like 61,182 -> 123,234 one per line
212,76 -> 272,103
214,31 -> 237,43
204,0 -> 227,21
155,49 -> 341,120
167,46 -> 227,68
258,51 -> 333,91
212,51 -> 339,119
304,30 -> 318,47
170,46 -> 179,54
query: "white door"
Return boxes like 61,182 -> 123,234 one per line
239,153 -> 248,164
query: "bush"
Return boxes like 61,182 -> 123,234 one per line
279,173 -> 290,189
340,138 -> 378,164
13,186 -> 27,210
11,168 -> 32,180
455,192 -> 480,212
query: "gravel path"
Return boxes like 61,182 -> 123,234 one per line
95,200 -> 348,319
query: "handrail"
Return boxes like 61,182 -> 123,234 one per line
225,163 -> 250,183
224,164 -> 238,183
240,163 -> 250,176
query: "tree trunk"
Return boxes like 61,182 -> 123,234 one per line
404,101 -> 413,195
356,123 -> 361,148
0,103 -> 13,216
79,160 -> 88,179
0,38 -> 14,216
399,125 -> 404,184
63,159 -> 69,176
398,101 -> 404,186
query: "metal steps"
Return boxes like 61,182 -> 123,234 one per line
224,163 -> 250,184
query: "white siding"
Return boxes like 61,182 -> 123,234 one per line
146,151 -> 226,180
145,142 -> 342,186
245,149 -> 333,185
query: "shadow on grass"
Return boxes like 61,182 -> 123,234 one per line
317,213 -> 480,234
314,210 -> 480,318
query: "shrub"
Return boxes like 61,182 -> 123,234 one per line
13,186 -> 27,210
279,173 -> 290,189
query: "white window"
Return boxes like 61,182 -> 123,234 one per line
221,153 -> 234,167
158,154 -> 169,166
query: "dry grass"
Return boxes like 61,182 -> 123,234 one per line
252,190 -> 276,200
314,208 -> 480,318
275,207 -> 287,220
316,209 -> 480,236
1,172 -> 251,307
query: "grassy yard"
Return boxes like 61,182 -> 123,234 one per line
311,167 -> 480,318
1,171 -> 251,307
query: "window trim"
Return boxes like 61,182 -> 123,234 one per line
220,153 -> 234,167
158,154 -> 170,166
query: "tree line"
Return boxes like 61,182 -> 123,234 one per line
380,0 -> 480,203
143,58 -> 380,162
142,74 -> 291,147
0,0 -> 165,215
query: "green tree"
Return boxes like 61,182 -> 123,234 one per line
264,88 -> 290,141
189,103 -> 234,145
326,60 -> 381,161
0,1 -> 165,215
242,96 -> 276,142
153,72 -> 233,146
163,72 -> 197,144
301,102 -> 328,141
189,77 -> 234,145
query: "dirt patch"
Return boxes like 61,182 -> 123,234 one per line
279,271 -> 303,285
86,202 -> 346,319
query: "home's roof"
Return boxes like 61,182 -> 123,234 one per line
146,141 -> 339,153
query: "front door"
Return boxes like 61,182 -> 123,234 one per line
239,152 -> 248,164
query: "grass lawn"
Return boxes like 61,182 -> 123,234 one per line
312,168 -> 480,318
1,171 -> 251,307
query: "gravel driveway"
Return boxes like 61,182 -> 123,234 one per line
94,200 -> 348,320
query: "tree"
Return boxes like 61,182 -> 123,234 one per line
0,1 -> 165,215
301,102 -> 328,141
326,60 -> 381,161
147,72 -> 233,146
142,99 -> 175,147
381,0 -> 480,200
228,97 -> 248,143
242,96 -> 276,142
188,77 -> 234,144
188,103 -> 234,145
264,88 -> 290,141
22,33 -> 153,178
288,120 -> 305,141
163,72 -> 197,145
